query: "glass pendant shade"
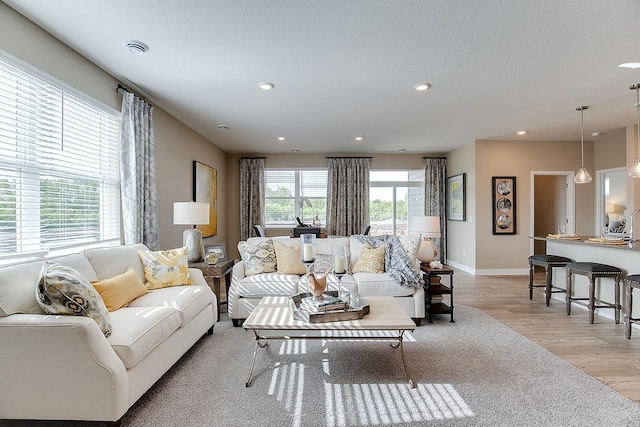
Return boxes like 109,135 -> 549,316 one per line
574,167 -> 592,184
574,106 -> 591,184
629,83 -> 640,178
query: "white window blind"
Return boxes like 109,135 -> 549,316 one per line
265,169 -> 328,226
0,52 -> 121,260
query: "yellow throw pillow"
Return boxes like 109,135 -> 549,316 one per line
91,267 -> 149,312
353,243 -> 386,273
273,240 -> 307,274
138,246 -> 194,290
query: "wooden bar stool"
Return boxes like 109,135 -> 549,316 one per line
528,254 -> 572,306
624,274 -> 640,339
565,262 -> 622,324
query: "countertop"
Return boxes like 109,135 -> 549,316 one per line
530,235 -> 640,251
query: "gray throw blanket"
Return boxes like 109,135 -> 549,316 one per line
353,235 -> 424,288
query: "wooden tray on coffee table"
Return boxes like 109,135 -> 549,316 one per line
292,291 -> 370,323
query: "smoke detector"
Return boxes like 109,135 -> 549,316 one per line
125,41 -> 149,55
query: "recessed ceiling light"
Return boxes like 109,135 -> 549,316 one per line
355,136 -> 364,141
517,130 -> 527,135
619,63 -> 640,69
413,82 -> 431,91
591,131 -> 601,137
277,136 -> 286,141
125,40 -> 149,55
258,82 -> 274,90
217,124 -> 230,130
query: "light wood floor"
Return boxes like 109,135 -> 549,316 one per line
448,269 -> 640,404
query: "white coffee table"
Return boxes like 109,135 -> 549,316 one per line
242,295 -> 417,387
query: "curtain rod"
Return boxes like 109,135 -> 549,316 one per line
116,84 -> 152,106
325,156 -> 373,159
422,156 -> 447,159
240,157 -> 267,159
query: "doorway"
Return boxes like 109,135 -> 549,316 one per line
530,171 -> 575,254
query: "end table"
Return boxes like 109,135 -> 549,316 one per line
420,264 -> 454,323
189,258 -> 235,321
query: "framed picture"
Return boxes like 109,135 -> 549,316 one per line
447,173 -> 466,221
193,161 -> 217,237
492,176 -> 516,235
204,243 -> 227,263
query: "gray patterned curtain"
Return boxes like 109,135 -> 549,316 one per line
326,158 -> 370,236
239,158 -> 265,241
120,92 -> 159,250
424,157 -> 447,261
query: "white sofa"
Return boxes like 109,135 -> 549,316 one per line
0,243 -> 216,424
229,236 -> 425,326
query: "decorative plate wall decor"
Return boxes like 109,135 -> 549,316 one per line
492,176 -> 516,235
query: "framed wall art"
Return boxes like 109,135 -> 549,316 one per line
492,176 -> 516,235
447,173 -> 466,221
193,161 -> 217,237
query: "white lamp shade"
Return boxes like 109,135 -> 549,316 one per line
173,202 -> 210,225
409,216 -> 441,238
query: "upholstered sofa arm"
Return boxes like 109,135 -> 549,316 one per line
188,267 -> 207,286
0,314 -> 129,422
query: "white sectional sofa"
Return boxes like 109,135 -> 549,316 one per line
0,243 -> 216,424
229,235 -> 425,326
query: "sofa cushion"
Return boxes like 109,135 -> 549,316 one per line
0,260 -> 47,316
107,306 -> 181,369
352,243 -> 386,273
83,243 -> 148,282
128,285 -> 214,326
91,267 -> 149,312
238,239 -> 277,276
236,273 -> 299,297
36,262 -> 112,337
138,246 -> 194,290
352,272 -> 416,297
273,240 -> 306,274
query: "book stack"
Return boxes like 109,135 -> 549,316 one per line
300,295 -> 347,313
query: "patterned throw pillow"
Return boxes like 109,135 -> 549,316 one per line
91,267 -> 149,312
138,246 -> 194,290
352,243 -> 386,273
273,241 -> 306,274
238,239 -> 277,276
36,262 -> 112,337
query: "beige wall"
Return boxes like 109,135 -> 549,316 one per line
474,139 -> 594,272
1,4 -> 227,251
594,129 -> 626,171
445,143 -> 476,269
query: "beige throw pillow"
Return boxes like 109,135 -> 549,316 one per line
273,241 -> 306,274
352,243 -> 386,273
91,267 -> 149,312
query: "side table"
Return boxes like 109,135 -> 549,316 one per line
189,258 -> 235,321
420,264 -> 454,323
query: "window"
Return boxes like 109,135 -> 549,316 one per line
0,52 -> 121,261
265,169 -> 327,227
370,170 -> 425,236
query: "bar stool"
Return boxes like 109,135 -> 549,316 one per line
624,274 -> 640,339
528,254 -> 572,306
565,262 -> 622,324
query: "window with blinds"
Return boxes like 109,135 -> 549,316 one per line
265,169 -> 328,226
0,52 -> 121,261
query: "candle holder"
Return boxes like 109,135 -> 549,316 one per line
300,234 -> 317,265
332,244 -> 348,300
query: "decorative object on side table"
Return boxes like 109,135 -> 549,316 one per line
173,201 -> 210,262
204,243 -> 227,263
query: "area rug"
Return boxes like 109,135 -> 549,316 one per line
5,305 -> 640,426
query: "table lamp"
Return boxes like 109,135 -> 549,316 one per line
173,201 -> 210,262
409,216 -> 441,264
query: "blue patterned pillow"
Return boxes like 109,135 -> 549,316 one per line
36,262 -> 112,337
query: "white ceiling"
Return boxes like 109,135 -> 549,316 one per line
4,0 -> 640,155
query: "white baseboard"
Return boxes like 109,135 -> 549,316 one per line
445,260 -> 528,276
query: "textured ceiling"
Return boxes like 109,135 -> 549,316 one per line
4,0 -> 640,154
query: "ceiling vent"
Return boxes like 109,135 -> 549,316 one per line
125,41 -> 149,55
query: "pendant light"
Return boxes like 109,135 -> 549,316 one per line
628,83 -> 640,178
574,106 -> 592,184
